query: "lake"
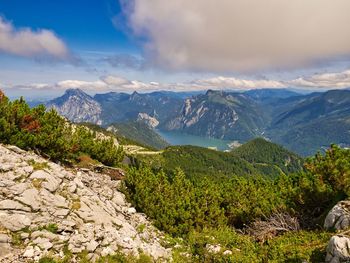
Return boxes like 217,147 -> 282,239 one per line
156,130 -> 234,151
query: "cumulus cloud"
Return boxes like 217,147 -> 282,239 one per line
122,0 -> 350,72
8,68 -> 350,96
288,70 -> 350,88
0,17 -> 70,59
56,80 -> 107,90
100,75 -> 131,86
193,76 -> 285,89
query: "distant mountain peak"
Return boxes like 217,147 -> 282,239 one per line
64,88 -> 91,98
206,89 -> 223,96
46,88 -> 102,125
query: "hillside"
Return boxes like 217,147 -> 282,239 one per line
1,91 -> 349,262
231,138 -> 303,176
0,144 -> 170,262
162,90 -> 268,141
137,139 -> 303,180
267,90 -> 350,155
108,121 -> 170,150
94,91 -> 183,125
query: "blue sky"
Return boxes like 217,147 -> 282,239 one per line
1,0 -> 350,99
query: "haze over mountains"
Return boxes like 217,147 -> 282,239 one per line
46,88 -> 350,156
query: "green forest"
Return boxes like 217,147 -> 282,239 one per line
124,145 -> 350,262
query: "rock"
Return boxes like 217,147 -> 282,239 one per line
20,233 -> 29,239
112,192 -> 126,206
86,240 -> 99,252
0,234 -> 10,243
30,170 -> 62,193
0,212 -> 31,231
223,250 -> 233,255
127,207 -> 137,214
54,209 -> 70,218
15,188 -> 41,211
68,182 -> 77,193
325,201 -> 350,230
9,183 -> 30,195
206,244 -> 222,254
33,237 -> 53,250
31,230 -> 57,241
7,145 -> 26,154
326,235 -> 350,263
101,246 -> 114,257
0,143 -> 171,261
23,246 -> 35,258
0,200 -> 31,212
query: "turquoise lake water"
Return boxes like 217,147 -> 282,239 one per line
156,130 -> 233,151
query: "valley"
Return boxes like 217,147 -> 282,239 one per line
46,88 -> 350,156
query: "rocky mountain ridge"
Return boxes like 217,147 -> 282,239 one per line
46,89 -> 102,125
45,88 -> 350,156
161,90 -> 268,141
0,144 -> 170,262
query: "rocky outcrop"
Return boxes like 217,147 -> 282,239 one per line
46,89 -> 102,125
162,90 -> 267,141
0,144 -> 170,262
324,201 -> 350,230
137,113 -> 159,128
325,200 -> 350,263
325,235 -> 350,263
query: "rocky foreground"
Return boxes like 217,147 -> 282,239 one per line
0,144 -> 170,262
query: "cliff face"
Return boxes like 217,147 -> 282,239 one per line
46,89 -> 103,125
0,144 -> 170,262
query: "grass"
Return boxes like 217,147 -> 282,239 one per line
28,159 -> 50,170
71,199 -> 81,210
38,223 -> 58,234
32,178 -> 44,189
136,224 -> 146,233
11,232 -> 24,247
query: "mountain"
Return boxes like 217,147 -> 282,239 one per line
46,88 -> 350,156
46,89 -> 183,127
231,138 -> 303,176
244,88 -> 301,102
94,91 -> 183,125
108,121 -> 170,150
161,90 -> 268,141
266,90 -> 350,155
46,88 -> 102,124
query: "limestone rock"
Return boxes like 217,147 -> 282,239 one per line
326,235 -> 350,263
0,213 -> 31,231
0,200 -> 31,212
325,201 -> 350,230
0,143 -> 171,262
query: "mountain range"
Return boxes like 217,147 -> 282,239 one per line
46,88 -> 350,156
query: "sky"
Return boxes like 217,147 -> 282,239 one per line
1,0 -> 350,99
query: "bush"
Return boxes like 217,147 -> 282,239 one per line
0,92 -> 124,166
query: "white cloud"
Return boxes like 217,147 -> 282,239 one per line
0,17 -> 69,59
288,70 -> 350,88
123,0 -> 350,72
193,76 -> 285,89
100,75 -> 130,86
7,68 -> 350,97
56,80 -> 107,90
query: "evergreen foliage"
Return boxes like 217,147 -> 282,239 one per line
124,144 -> 350,261
0,92 -> 124,166
137,140 -> 303,180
